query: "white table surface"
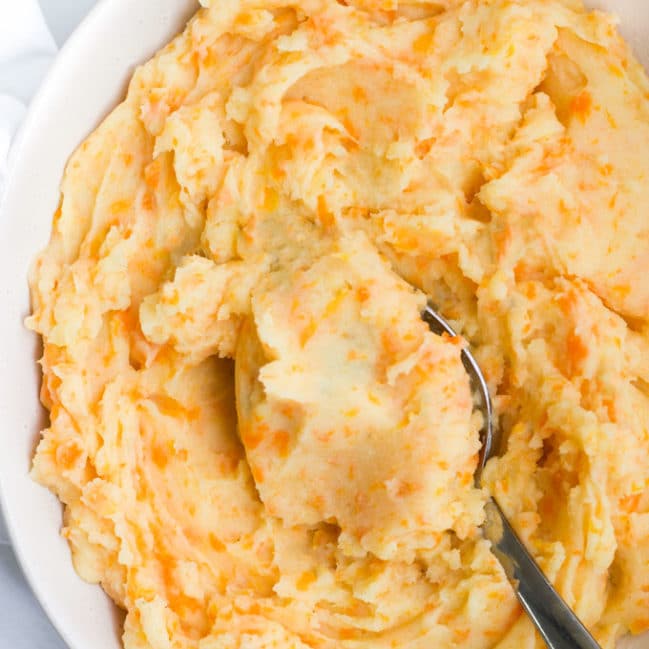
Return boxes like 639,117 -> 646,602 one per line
0,4 -> 98,647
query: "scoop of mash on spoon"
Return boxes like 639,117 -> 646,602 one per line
235,234 -> 485,561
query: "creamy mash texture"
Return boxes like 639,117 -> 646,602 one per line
27,0 -> 649,647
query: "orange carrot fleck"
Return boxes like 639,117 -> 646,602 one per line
571,90 -> 592,123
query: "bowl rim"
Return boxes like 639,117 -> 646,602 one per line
0,4 -> 117,644
0,1 -> 111,642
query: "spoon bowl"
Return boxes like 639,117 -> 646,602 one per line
421,305 -> 496,479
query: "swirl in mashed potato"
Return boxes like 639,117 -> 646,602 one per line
28,0 -> 649,647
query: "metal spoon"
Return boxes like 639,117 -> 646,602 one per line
422,305 -> 602,649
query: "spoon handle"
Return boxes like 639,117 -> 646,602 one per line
484,498 -> 602,649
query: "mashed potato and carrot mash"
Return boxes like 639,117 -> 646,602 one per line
27,0 -> 649,647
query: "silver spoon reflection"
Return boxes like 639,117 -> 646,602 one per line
422,305 -> 601,649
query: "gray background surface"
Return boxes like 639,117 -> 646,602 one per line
39,0 -> 98,46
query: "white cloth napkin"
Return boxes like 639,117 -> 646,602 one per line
0,6 -> 68,648
0,1 -> 56,199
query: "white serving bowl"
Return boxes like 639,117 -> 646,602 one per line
0,1 -> 647,648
